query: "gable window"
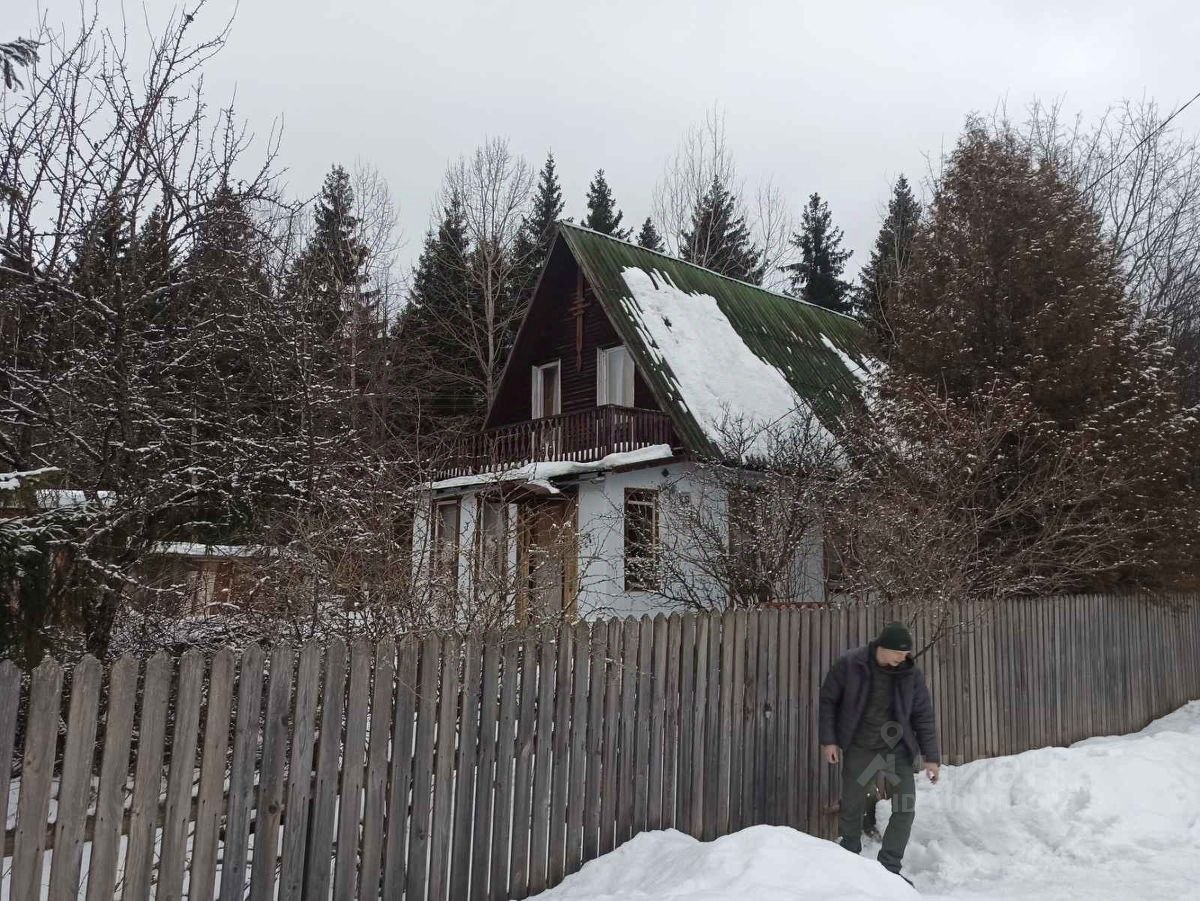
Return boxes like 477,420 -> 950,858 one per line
624,488 -> 660,591
597,345 -> 635,407
532,361 -> 561,419
432,498 -> 460,581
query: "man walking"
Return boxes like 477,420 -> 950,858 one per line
818,622 -> 940,884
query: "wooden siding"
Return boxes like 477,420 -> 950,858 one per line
488,242 -> 661,429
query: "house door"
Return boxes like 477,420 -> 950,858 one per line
518,497 -> 578,622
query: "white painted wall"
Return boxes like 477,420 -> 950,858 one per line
417,460 -> 827,622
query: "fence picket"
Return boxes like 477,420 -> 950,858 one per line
489,638 -> 519,900
428,635 -> 462,901
157,650 -> 204,901
383,638 -> 419,900
634,617 -> 654,836
359,641 -> 397,901
471,637 -> 502,901
249,643 -> 294,901
528,627 -> 557,895
0,661 -> 17,875
598,621 -> 622,856
10,657 -> 62,901
689,614 -> 709,838
646,615 -> 668,833
407,636 -> 442,899
566,621 -> 592,875
332,641 -> 371,901
306,638 -> 348,901
279,642 -> 322,901
84,655 -> 137,901
547,627 -> 574,886
661,614 -> 682,830
451,638 -> 483,900
508,631 -> 540,898
221,643 -> 267,901
47,655 -> 101,901
123,651 -> 171,901
190,648 -> 234,901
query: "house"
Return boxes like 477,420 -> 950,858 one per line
0,468 -> 261,614
419,223 -> 869,622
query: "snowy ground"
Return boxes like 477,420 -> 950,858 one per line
537,699 -> 1200,900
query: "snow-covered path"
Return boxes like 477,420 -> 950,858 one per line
537,700 -> 1200,900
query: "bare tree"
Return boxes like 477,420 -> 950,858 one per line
443,137 -> 535,404
1011,98 -> 1200,401
652,108 -> 795,289
0,3 -> 290,658
828,376 -> 1189,650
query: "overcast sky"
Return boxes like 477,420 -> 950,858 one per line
14,0 -> 1200,283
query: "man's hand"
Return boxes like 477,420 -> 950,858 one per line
821,744 -> 841,764
923,761 -> 940,783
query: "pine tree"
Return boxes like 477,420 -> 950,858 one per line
784,193 -> 853,314
857,176 -> 920,349
582,169 -> 630,238
512,152 -> 565,301
636,217 -> 665,252
680,176 -> 765,284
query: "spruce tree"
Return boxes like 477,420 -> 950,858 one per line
680,176 -> 765,284
291,164 -> 369,344
513,152 -> 564,301
887,126 -> 1200,587
784,193 -> 853,314
392,192 -> 481,430
857,176 -> 921,350
636,217 -> 665,252
582,169 -> 630,238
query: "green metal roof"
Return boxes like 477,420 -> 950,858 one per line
556,222 -> 870,455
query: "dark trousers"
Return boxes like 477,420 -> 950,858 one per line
837,743 -> 916,872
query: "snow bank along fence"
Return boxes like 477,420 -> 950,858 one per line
1,593 -> 1198,900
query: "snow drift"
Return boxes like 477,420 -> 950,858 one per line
537,700 -> 1200,900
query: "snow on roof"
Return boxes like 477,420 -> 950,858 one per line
430,444 -> 674,492
0,467 -> 61,492
820,334 -> 871,382
149,542 -> 265,558
621,267 -> 831,451
34,488 -> 117,509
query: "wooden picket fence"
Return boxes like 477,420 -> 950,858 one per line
1,593 -> 1198,900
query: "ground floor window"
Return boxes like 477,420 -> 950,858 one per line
624,487 -> 660,591
432,498 -> 460,581
476,498 -> 508,598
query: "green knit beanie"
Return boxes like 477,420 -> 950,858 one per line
877,621 -> 913,652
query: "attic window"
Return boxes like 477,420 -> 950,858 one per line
596,345 -> 634,407
532,360 -> 561,419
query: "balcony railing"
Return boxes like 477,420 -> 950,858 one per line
437,405 -> 674,479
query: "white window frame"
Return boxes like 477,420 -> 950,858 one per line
531,360 -> 562,419
596,345 -> 635,407
624,487 -> 660,591
432,498 -> 461,581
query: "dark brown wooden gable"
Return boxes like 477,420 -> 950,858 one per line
486,238 -> 660,428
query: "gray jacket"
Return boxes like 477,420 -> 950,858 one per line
818,641 -> 941,763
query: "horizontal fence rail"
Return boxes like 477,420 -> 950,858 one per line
1,593 -> 1198,899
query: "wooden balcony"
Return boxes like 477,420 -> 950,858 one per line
437,406 -> 674,479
